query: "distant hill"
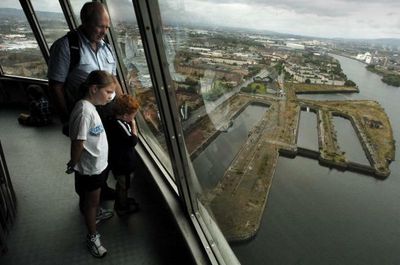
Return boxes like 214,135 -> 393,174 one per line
0,7 -> 64,20
356,38 -> 400,47
0,8 -> 25,18
331,37 -> 400,49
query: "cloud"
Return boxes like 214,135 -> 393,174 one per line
0,0 -> 63,12
1,0 -> 399,39
182,0 -> 355,17
160,0 -> 400,39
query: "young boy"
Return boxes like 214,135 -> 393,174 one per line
67,70 -> 115,258
105,95 -> 140,216
18,84 -> 52,126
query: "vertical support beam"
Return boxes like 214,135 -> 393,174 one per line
132,1 -> 221,264
19,0 -> 50,63
0,141 -> 16,220
0,140 -> 17,256
132,0 -> 191,212
99,0 -> 129,94
59,0 -> 79,30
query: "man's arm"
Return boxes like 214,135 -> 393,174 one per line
49,79 -> 69,123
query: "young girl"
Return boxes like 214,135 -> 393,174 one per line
105,95 -> 140,216
67,70 -> 115,258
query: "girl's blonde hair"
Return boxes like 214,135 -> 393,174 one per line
80,70 -> 115,98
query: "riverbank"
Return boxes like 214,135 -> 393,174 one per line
365,65 -> 400,87
331,51 -> 400,87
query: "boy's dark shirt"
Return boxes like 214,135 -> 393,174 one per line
30,96 -> 51,123
105,118 -> 138,176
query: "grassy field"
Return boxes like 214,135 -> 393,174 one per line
287,83 -> 358,93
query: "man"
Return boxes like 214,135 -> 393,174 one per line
48,2 -> 122,121
48,2 -> 121,219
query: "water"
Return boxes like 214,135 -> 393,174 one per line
192,104 -> 268,190
333,116 -> 370,165
231,54 -> 400,264
297,110 -> 318,151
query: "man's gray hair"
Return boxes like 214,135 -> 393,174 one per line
80,2 -> 106,25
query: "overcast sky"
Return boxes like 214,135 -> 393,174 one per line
1,0 -> 399,39
160,0 -> 400,39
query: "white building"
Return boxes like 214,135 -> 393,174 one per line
286,43 -> 305,50
356,52 -> 372,64
189,47 -> 211,53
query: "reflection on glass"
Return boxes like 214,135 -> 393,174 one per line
158,0 -> 397,264
0,3 -> 47,78
30,0 -> 69,47
107,0 -> 173,176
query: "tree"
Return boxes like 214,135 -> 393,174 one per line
241,86 -> 252,93
382,74 -> 400,87
344,79 -> 356,87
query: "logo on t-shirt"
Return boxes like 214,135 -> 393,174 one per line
89,125 -> 104,136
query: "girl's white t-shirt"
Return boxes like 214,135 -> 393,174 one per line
69,100 -> 108,175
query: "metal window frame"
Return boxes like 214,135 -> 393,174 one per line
131,1 -> 240,264
131,0 -> 189,201
128,0 -> 216,252
99,0 -> 176,179
59,0 -> 79,30
19,0 -> 50,63
0,141 -> 17,222
99,0 -> 129,94
136,142 -> 209,265
0,140 -> 17,256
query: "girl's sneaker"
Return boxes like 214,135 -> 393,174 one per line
87,232 -> 107,258
95,207 -> 114,224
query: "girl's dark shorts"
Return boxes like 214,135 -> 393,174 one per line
75,169 -> 107,193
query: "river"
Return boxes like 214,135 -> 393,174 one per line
229,55 -> 400,265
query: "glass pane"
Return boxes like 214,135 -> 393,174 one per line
69,0 -> 88,25
0,3 -> 47,79
107,0 -> 173,176
30,0 -> 69,47
159,0 -> 398,264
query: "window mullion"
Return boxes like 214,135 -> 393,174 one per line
19,0 -> 49,63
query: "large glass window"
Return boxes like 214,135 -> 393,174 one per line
158,0 -> 398,264
107,0 -> 173,176
0,2 -> 47,79
69,0 -> 88,25
30,0 -> 69,47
